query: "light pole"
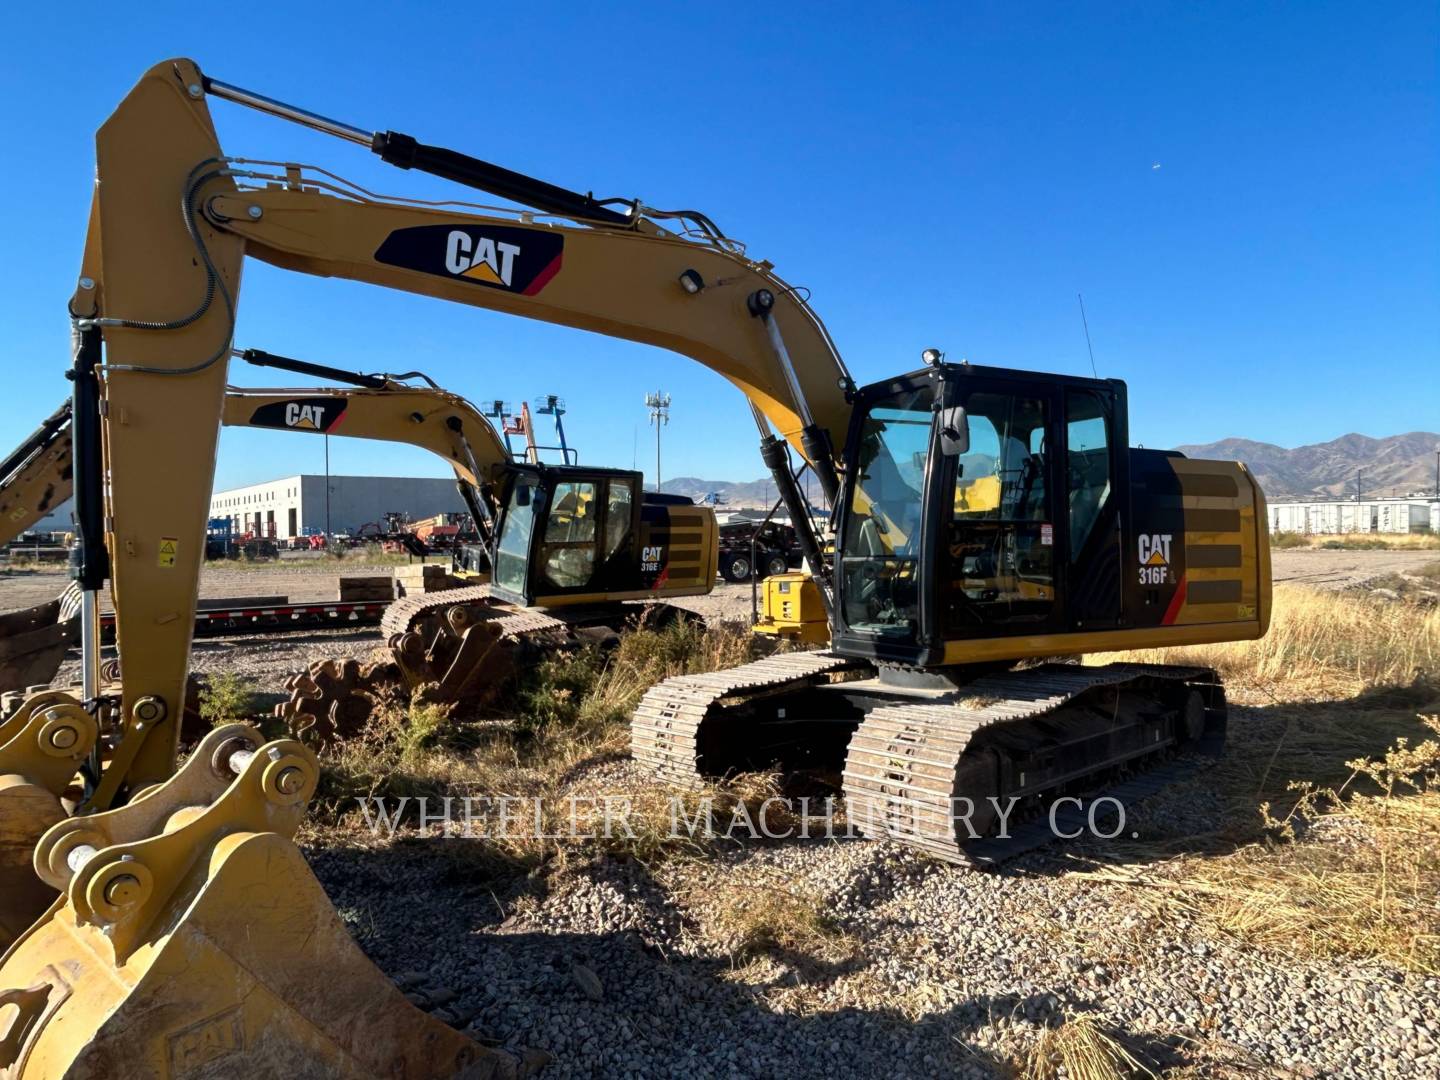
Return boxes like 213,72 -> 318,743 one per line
645,391 -> 671,491
324,433 -> 331,539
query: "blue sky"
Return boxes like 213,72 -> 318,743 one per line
2,2 -> 1435,490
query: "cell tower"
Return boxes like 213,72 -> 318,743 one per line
644,391 -> 671,490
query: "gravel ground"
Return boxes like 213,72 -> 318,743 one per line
1269,547 -> 1440,590
311,760 -> 1440,1079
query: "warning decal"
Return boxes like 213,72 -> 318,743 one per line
158,538 -> 178,568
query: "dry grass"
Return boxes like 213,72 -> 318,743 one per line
1019,1013 -> 1154,1080
311,618 -> 764,873
1084,586 -> 1440,973
1096,584 -> 1439,697
1271,531 -> 1440,551
1093,715 -> 1440,973
686,871 -> 857,964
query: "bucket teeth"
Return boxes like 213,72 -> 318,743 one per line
275,657 -> 396,751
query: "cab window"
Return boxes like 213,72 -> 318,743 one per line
954,394 -> 1048,522
1066,392 -> 1111,560
945,392 -> 1054,632
840,385 -> 934,638
542,481 -> 598,588
603,479 -> 634,560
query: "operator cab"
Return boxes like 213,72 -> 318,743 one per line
832,362 -> 1129,666
485,464 -> 648,606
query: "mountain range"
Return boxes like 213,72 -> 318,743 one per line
1176,431 -> 1440,499
662,432 -> 1440,503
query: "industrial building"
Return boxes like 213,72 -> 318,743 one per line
209,474 -> 466,539
1269,498 -> 1440,535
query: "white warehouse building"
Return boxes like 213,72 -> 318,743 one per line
209,474 -> 467,539
1269,498 -> 1439,536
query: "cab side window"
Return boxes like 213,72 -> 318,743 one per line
603,479 -> 634,560
1066,392 -> 1111,561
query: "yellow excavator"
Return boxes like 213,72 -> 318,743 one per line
0,59 -> 1268,1075
226,355 -> 716,742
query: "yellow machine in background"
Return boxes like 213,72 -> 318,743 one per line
753,571 -> 830,644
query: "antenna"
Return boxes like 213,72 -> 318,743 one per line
644,391 -> 671,490
1077,293 -> 1099,379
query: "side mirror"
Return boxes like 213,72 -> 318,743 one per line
939,405 -> 970,456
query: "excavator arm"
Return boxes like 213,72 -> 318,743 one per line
0,380 -> 512,554
0,402 -> 74,547
64,58 -> 853,797
222,382 -> 510,489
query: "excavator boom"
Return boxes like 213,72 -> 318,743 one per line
54,59 -> 850,802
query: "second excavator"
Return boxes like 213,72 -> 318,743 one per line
225,353 -> 716,744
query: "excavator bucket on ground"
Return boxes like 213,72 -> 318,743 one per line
0,401 -> 81,694
0,584 -> 80,695
0,724 -> 527,1078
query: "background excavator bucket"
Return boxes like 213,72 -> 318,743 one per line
0,725 -> 529,1079
0,584 -> 80,695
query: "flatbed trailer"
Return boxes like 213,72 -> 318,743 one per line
98,599 -> 387,643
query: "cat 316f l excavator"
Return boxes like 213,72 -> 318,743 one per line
0,60 -> 1267,1077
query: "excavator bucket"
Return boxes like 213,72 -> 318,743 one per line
0,689 -> 98,951
277,656 -> 393,751
0,724 -> 528,1078
0,584 -> 81,694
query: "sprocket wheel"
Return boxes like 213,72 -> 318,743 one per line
276,657 -> 395,752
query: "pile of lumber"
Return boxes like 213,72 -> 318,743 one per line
393,563 -> 456,597
337,575 -> 395,602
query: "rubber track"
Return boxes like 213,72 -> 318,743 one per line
630,651 -> 870,786
841,662 -> 1215,865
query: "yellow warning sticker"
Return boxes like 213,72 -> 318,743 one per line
158,537 -> 178,568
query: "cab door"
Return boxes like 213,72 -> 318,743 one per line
529,473 -> 641,601
941,381 -> 1064,639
